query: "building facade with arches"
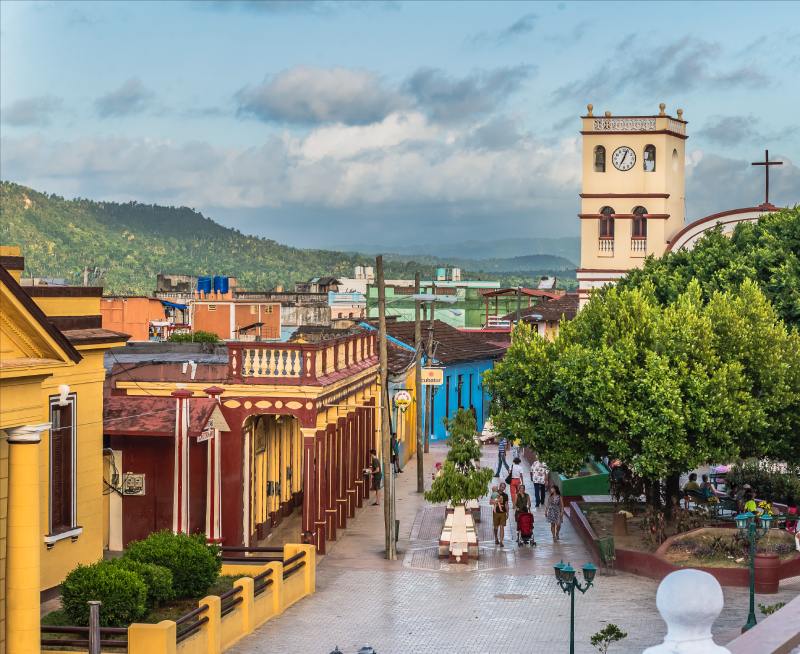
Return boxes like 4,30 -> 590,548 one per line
105,331 -> 385,555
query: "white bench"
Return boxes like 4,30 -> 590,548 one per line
439,506 -> 479,562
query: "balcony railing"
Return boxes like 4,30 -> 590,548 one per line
598,237 -> 614,255
631,238 -> 647,255
228,331 -> 377,384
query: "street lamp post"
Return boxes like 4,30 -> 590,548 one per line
554,560 -> 597,654
734,511 -> 773,632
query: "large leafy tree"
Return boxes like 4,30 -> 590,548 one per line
617,207 -> 800,326
485,279 -> 800,510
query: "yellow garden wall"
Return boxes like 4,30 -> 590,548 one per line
124,544 -> 315,654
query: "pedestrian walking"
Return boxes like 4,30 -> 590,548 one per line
370,448 -> 382,506
494,436 -> 510,477
514,484 -> 532,545
509,456 -> 525,504
530,457 -> 548,508
493,482 -> 509,544
390,433 -> 403,474
545,486 -> 564,541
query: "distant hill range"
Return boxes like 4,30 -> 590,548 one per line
0,181 -> 576,295
342,236 -> 581,263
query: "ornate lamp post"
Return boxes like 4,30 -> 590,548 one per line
735,511 -> 773,632
554,560 -> 597,654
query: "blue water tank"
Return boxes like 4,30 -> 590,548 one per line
197,276 -> 212,294
213,275 -> 229,294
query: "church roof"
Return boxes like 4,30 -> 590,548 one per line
666,203 -> 780,252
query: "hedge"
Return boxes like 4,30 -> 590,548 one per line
109,558 -> 174,607
61,562 -> 147,627
125,531 -> 221,599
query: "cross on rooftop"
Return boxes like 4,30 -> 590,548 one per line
751,149 -> 783,205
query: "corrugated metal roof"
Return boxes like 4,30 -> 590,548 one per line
104,395 -> 217,437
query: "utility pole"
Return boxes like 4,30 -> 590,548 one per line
424,283 -> 435,454
83,265 -> 90,287
516,285 -> 522,322
376,255 -> 396,560
414,272 -> 424,493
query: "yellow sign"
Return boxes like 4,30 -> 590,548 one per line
421,367 -> 444,386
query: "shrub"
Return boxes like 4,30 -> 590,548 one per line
110,558 -> 174,606
168,330 -> 219,343
125,531 -> 221,599
726,460 -> 800,506
62,561 -> 147,627
590,624 -> 628,653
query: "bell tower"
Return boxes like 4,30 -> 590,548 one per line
576,103 -> 687,306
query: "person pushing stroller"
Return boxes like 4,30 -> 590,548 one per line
514,484 -> 536,546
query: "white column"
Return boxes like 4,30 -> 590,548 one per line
205,429 -> 221,541
171,391 -> 191,533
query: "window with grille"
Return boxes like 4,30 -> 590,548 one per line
208,304 -> 216,312
49,394 -> 76,535
632,206 -> 648,237
599,206 -> 615,238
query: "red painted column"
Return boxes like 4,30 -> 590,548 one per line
314,430 -> 327,554
346,412 -> 356,517
300,428 -> 317,546
325,424 -> 337,540
336,417 -> 348,527
354,408 -> 365,506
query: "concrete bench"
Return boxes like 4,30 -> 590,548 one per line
439,506 -> 479,562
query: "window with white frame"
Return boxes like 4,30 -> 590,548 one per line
49,393 -> 77,536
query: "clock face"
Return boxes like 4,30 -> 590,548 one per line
612,146 -> 636,171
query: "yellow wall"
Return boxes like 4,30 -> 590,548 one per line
579,111 -> 687,271
30,296 -> 100,318
396,365 -> 417,465
39,347 -> 110,590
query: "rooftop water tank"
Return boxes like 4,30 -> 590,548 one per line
197,276 -> 212,294
213,275 -> 229,294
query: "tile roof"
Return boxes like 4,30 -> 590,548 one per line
104,395 -> 217,437
62,328 -> 131,345
387,342 -> 416,376
383,320 -> 506,365
501,293 -> 580,323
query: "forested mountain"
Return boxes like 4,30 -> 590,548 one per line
2,181 -> 573,294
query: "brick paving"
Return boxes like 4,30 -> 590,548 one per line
230,443 -> 800,654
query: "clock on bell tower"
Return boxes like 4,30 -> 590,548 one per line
576,103 -> 687,307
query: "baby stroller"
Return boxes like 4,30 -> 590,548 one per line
516,511 -> 536,546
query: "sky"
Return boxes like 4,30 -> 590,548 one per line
1,0 -> 799,251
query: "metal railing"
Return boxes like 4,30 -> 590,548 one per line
175,604 -> 210,643
41,625 -> 128,650
283,551 -> 307,580
219,585 -> 244,618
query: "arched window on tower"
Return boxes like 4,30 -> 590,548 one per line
632,206 -> 648,238
643,145 -> 656,172
594,146 -> 606,172
599,206 -> 615,237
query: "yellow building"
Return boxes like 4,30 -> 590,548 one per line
0,248 -> 128,654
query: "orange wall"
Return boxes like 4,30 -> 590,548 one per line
192,302 -> 280,340
101,298 -> 166,341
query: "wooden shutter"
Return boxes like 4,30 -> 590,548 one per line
51,402 -> 73,533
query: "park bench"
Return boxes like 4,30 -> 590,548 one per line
439,505 -> 478,562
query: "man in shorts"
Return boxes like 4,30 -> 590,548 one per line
493,482 -> 509,544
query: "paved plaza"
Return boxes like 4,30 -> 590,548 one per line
231,444 -> 800,654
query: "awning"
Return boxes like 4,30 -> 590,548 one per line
160,300 -> 188,310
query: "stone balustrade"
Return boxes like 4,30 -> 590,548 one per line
228,332 -> 376,385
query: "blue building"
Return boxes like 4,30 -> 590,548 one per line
380,320 -> 507,441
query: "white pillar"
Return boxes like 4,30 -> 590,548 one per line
205,428 -> 221,541
171,390 -> 191,533
643,569 -> 731,654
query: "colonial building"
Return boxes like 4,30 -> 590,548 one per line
0,248 -> 129,653
576,104 -> 780,306
104,329 -> 388,554
500,293 -> 580,341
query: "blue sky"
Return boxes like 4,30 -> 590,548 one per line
1,0 -> 798,250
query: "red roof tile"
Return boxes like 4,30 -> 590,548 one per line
104,395 -> 217,437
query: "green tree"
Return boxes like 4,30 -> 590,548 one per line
617,207 -> 800,326
486,280 -> 800,512
590,624 -> 628,654
424,408 -> 493,505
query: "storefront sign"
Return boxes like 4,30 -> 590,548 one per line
421,367 -> 444,386
394,389 -> 413,412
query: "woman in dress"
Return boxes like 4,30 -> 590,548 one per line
509,456 -> 525,504
545,486 -> 564,541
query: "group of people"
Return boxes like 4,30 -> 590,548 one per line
491,437 -> 564,545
